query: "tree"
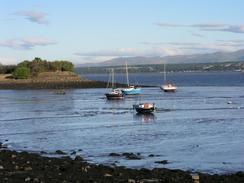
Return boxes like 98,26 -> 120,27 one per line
13,67 -> 30,79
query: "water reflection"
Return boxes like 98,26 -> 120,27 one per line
133,113 -> 156,123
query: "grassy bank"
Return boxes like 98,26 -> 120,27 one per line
0,71 -> 128,89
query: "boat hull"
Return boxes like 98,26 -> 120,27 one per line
135,107 -> 155,114
121,88 -> 142,95
160,85 -> 177,92
133,103 -> 155,114
105,93 -> 124,100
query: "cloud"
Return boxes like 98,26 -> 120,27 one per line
210,25 -> 244,33
14,11 -> 48,24
191,23 -> 227,28
75,39 -> 244,63
0,37 -> 57,50
155,22 -> 244,34
140,41 -> 200,46
75,48 -> 145,57
0,57 -> 18,65
75,47 -> 187,58
154,23 -> 183,27
191,32 -> 205,38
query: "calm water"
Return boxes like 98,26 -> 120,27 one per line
83,72 -> 244,86
0,84 -> 244,174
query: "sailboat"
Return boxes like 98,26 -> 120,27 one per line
160,61 -> 177,92
105,68 -> 124,100
121,61 -> 142,95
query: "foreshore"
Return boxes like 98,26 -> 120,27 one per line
0,80 -> 117,90
0,72 -> 129,89
0,143 -> 244,183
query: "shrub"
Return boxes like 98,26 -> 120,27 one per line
13,67 -> 30,79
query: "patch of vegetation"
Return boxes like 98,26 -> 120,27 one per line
0,64 -> 16,74
12,67 -> 30,79
12,57 -> 74,79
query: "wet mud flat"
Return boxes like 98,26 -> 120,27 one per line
0,147 -> 244,183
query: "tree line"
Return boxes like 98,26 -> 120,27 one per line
0,57 -> 74,79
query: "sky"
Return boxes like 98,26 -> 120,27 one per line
1,0 -> 244,65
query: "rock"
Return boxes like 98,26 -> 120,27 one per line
148,154 -> 155,157
24,166 -> 33,171
0,165 -> 4,170
78,149 -> 82,152
25,177 -> 31,182
1,144 -> 7,149
55,150 -> 66,155
59,166 -> 66,172
191,174 -> 200,183
122,153 -> 141,160
11,154 -> 17,158
109,153 -> 121,157
33,178 -> 40,183
139,179 -> 160,183
70,151 -> 76,155
15,165 -> 19,170
154,160 -> 168,164
128,179 -> 136,183
74,156 -> 84,161
104,173 -> 112,177
40,151 -> 47,154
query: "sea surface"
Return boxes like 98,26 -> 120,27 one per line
83,71 -> 244,86
0,72 -> 244,174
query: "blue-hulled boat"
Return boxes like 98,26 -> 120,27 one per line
121,86 -> 142,95
121,61 -> 142,95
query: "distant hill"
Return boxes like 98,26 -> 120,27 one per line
78,49 -> 244,67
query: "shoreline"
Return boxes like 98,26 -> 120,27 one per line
0,80 -> 111,90
0,72 -> 130,90
0,81 -> 151,90
0,143 -> 244,182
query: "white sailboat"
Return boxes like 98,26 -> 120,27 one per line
121,61 -> 142,95
160,61 -> 177,92
105,68 -> 124,100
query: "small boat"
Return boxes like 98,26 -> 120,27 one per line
121,61 -> 142,95
105,89 -> 124,100
121,85 -> 141,95
105,69 -> 124,100
160,61 -> 177,92
160,83 -> 177,92
133,103 -> 155,114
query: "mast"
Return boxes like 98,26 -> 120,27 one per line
111,68 -> 115,89
125,61 -> 129,87
106,69 -> 111,88
164,61 -> 166,83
